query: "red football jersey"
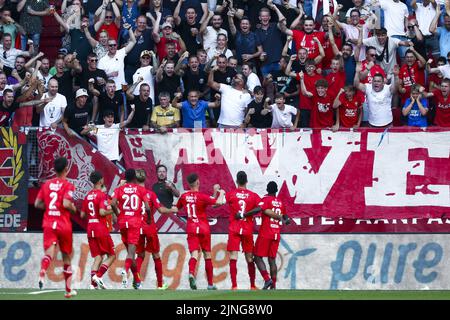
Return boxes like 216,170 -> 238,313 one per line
82,189 -> 110,238
297,72 -> 323,111
226,188 -> 261,236
37,177 -> 75,230
325,71 -> 346,101
432,89 -> 450,127
292,30 -> 325,61
112,183 -> 149,229
399,62 -> 425,104
258,195 -> 285,240
176,191 -> 217,234
311,94 -> 334,128
338,91 -> 365,128
361,60 -> 387,84
140,189 -> 162,233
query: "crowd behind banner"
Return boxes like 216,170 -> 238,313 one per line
0,0 -> 449,164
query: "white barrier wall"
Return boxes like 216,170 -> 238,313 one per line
0,233 -> 449,290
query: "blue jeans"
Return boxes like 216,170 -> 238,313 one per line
260,62 -> 280,77
391,35 -> 409,60
21,33 -> 40,52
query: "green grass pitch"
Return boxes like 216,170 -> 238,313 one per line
1,289 -> 450,300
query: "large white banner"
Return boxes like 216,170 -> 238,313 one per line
0,233 -> 449,290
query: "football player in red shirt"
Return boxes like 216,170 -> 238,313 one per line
111,169 -> 151,289
80,171 -> 116,290
135,169 -> 177,290
240,181 -> 290,290
176,173 -> 225,290
225,171 -> 261,290
34,157 -> 78,298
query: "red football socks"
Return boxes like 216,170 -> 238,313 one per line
188,257 -> 197,276
154,257 -> 163,287
230,259 -> 237,288
247,261 -> 256,287
205,258 -> 214,286
97,264 -> 108,278
63,264 -> 72,293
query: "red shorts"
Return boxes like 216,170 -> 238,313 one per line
253,236 -> 280,258
88,234 -> 115,257
43,227 -> 73,255
227,231 -> 254,253
187,232 -> 211,253
120,226 -> 140,246
136,226 -> 160,254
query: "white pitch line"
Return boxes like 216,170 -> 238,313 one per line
28,290 -> 65,295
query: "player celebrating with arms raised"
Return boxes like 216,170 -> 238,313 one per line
176,173 -> 226,290
226,171 -> 261,290
80,171 -> 116,290
34,157 -> 78,298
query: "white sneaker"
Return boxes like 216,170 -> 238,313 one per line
157,283 -> 169,290
121,269 -> 128,288
92,275 -> 107,289
64,289 -> 77,298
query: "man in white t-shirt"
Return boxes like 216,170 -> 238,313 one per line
354,62 -> 400,127
262,93 -> 299,129
208,66 -> 252,128
88,106 -> 135,162
241,62 -> 261,95
200,11 -> 228,53
97,27 -> 137,91
37,78 -> 68,128
428,52 -> 450,79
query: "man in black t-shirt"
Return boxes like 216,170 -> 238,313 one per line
179,55 -> 208,99
77,53 -> 108,91
51,56 -> 82,104
175,6 -> 202,56
152,164 -> 180,208
270,56 -> 299,106
62,88 -> 93,137
155,60 -> 181,104
88,79 -> 123,124
125,81 -> 153,129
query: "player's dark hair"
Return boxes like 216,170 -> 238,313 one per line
187,173 -> 198,185
135,168 -> 146,183
266,181 -> 278,195
54,157 -> 68,174
236,171 -> 248,185
90,171 -> 103,184
125,168 -> 136,182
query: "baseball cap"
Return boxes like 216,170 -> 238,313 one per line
75,88 -> 88,98
140,50 -> 151,58
58,48 -> 68,55
161,22 -> 172,29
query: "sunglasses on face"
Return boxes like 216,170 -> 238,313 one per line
369,54 -> 376,57
106,16 -> 113,19
90,59 -> 98,62
108,44 -> 117,47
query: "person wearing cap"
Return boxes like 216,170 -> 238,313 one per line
238,181 -> 291,290
127,50 -> 157,102
62,88 -> 93,137
153,14 -> 186,62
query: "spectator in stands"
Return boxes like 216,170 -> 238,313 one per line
8,55 -> 29,84
37,78 -> 68,128
411,0 -> 438,58
344,0 -> 372,23
0,7 -> 25,45
155,59 -> 181,102
83,29 -> 109,61
332,85 -> 364,131
286,57 -> 324,128
201,11 -> 228,55
241,61 -> 261,95
36,56 -> 52,89
18,0 -> 50,53
175,0 -> 207,24
429,5 -> 450,60
130,50 -> 157,104
354,63 -> 400,128
171,90 -> 220,128
77,53 -> 107,92
89,79 -> 123,124
227,12 -> 262,66
361,27 -> 412,81
428,56 -> 446,92
0,33 -> 33,76
51,55 -> 82,104
87,107 -> 135,163
423,78 -> 450,127
62,88 -> 93,137
150,91 -> 180,133
173,4 -> 202,56
208,66 -> 252,129
146,0 -> 172,24
325,56 -> 346,101
300,76 -> 334,129
268,55 -> 299,107
262,92 -> 299,129
402,83 -> 428,127
95,0 -> 121,41
405,18 -> 426,60
97,29 -> 136,91
398,48 -> 426,108
177,53 -> 208,99
59,0 -> 84,51
123,15 -> 155,85
244,86 -> 272,128
126,79 -> 153,129
206,33 -> 233,65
